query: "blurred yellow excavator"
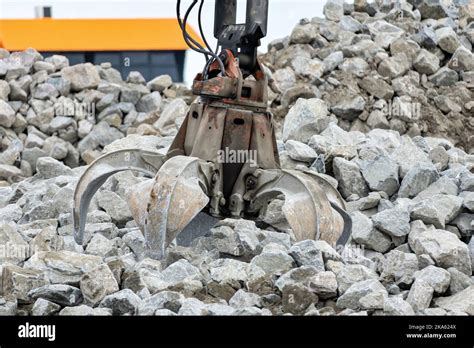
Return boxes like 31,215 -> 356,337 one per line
73,0 -> 352,259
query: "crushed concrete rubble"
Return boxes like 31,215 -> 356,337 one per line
0,0 -> 473,316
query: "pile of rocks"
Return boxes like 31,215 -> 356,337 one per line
0,123 -> 472,316
262,0 -> 474,152
0,48 -> 191,185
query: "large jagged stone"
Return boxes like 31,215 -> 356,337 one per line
24,251 -> 103,284
80,264 -> 119,306
409,229 -> 471,275
2,265 -> 49,303
333,157 -> 369,199
282,98 -> 332,142
406,278 -> 434,313
433,285 -> 474,315
61,63 -> 100,91
372,208 -> 410,238
351,212 -> 392,253
336,279 -> 388,310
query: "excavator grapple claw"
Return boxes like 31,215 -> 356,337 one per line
72,0 -> 352,260
73,149 -> 166,245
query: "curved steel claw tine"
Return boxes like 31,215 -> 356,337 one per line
250,169 -> 350,247
73,149 -> 166,245
141,156 -> 210,260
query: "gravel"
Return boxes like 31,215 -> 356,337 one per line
0,0 -> 472,316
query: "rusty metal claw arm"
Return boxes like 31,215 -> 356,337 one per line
139,156 -> 212,259
246,169 -> 348,247
73,149 -> 166,245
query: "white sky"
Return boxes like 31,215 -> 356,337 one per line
0,0 -> 328,84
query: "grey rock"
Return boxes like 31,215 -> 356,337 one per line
137,291 -> 184,315
229,289 -> 262,308
136,92 -> 162,113
447,267 -> 473,295
308,271 -> 338,299
372,208 -> 410,238
429,146 -> 449,170
178,298 -> 208,315
288,240 -> 325,270
85,233 -> 116,257
96,190 -> 132,226
435,27 -> 460,54
80,264 -> 119,306
282,98 -> 331,142
285,140 -> 318,162
333,157 -> 369,199
336,264 -> 378,294
61,63 -> 100,91
275,265 -> 321,291
409,229 -> 471,275
0,297 -> 17,315
351,211 -> 392,253
36,157 -> 73,179
0,204 -> 23,222
339,57 -> 370,77
418,0 -> 450,19
272,67 -> 296,92
0,223 -> 29,264
433,285 -> 474,315
33,83 -> 58,100
292,56 -> 325,78
337,279 -> 388,310
31,298 -> 61,316
147,75 -> 172,92
160,259 -> 204,290
383,296 -> 415,315
398,163 -> 439,198
380,250 -> 419,286
290,23 -> 318,44
410,194 -> 463,228
346,192 -> 381,212
358,76 -> 394,100
391,136 -> 431,178
251,245 -> 295,276
359,153 -> 399,196
448,46 -> 474,72
414,176 -> 458,201
331,95 -> 366,121
45,55 -> 69,71
406,278 -> 434,312
378,54 -> 411,79
77,122 -> 124,155
339,16 -> 362,32
414,265 -> 451,294
205,303 -> 236,316
323,0 -> 344,21
459,172 -> 474,192
0,100 -> 16,128
0,80 -> 10,100
413,49 -> 440,75
451,213 -> 474,237
2,265 -> 49,303
153,98 -> 188,136
323,51 -> 344,72
428,67 -> 458,86
282,283 -> 318,314
24,250 -> 103,284
99,289 -> 141,315
28,284 -> 83,306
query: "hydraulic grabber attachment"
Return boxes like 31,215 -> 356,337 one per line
73,0 -> 352,259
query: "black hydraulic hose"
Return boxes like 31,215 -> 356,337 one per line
198,0 -> 213,54
176,0 -> 209,61
177,0 -> 226,76
183,0 -> 226,76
